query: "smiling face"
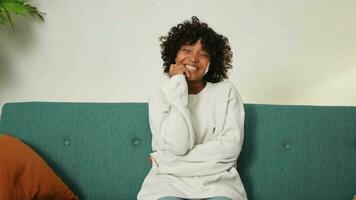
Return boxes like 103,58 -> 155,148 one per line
175,39 -> 211,83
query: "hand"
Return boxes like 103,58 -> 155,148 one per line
147,155 -> 159,167
168,64 -> 190,79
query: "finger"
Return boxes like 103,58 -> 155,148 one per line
175,65 -> 186,75
168,64 -> 177,77
177,64 -> 187,75
169,64 -> 187,77
176,64 -> 186,70
184,65 -> 191,77
184,69 -> 190,78
183,71 -> 187,77
169,64 -> 176,73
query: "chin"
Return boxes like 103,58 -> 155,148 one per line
186,77 -> 203,82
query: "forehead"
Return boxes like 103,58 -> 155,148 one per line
180,39 -> 208,51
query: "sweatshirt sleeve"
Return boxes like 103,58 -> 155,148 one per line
151,84 -> 245,176
149,74 -> 195,156
180,85 -> 244,162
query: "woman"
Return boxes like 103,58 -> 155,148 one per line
138,16 -> 247,200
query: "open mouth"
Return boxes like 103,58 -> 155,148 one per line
185,64 -> 197,71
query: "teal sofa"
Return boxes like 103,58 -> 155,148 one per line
0,102 -> 355,200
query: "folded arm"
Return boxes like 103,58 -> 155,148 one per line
149,75 -> 195,156
151,84 -> 245,176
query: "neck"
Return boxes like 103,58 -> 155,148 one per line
187,80 -> 206,95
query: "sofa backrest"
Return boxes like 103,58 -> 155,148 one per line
0,102 -> 355,200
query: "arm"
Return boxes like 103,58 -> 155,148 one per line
180,85 -> 245,162
151,84 -> 245,176
149,74 -> 195,156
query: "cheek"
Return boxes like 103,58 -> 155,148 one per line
175,52 -> 187,63
201,59 -> 210,68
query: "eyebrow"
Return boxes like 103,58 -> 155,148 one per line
179,44 -> 210,55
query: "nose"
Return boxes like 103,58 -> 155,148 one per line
190,53 -> 199,63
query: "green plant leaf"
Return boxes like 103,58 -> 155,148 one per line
0,0 -> 44,30
23,2 -> 44,21
5,8 -> 14,29
1,1 -> 29,15
0,13 -> 6,25
0,7 -> 7,24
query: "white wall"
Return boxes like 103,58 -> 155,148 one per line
1,0 -> 355,111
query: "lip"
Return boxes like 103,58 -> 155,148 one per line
184,64 -> 198,71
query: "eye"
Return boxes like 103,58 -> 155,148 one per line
181,48 -> 191,53
200,52 -> 210,58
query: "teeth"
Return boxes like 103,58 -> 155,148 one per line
185,65 -> 197,71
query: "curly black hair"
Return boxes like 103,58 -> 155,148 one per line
159,16 -> 233,83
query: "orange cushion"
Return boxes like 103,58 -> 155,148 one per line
0,134 -> 79,200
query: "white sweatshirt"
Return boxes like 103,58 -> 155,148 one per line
138,74 -> 247,200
